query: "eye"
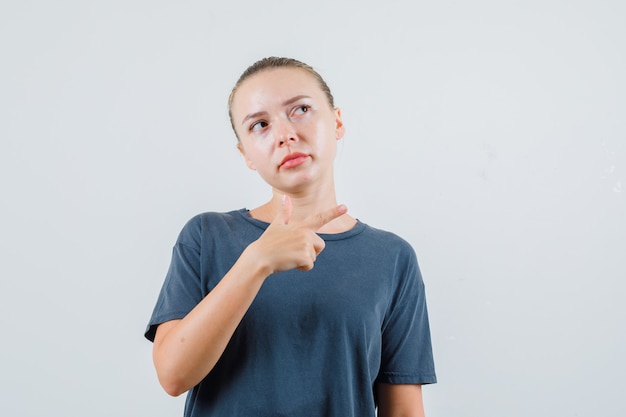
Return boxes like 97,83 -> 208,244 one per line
249,120 -> 268,132
293,105 -> 310,115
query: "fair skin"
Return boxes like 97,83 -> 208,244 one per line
152,67 -> 425,416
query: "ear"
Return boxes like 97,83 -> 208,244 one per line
334,108 -> 345,141
237,143 -> 257,170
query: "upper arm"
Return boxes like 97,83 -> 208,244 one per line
376,383 -> 425,417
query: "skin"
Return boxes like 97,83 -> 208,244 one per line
233,67 -> 350,230
152,66 -> 426,416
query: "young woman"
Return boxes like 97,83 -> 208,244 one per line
145,57 -> 436,417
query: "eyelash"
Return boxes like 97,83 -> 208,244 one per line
294,104 -> 311,115
249,121 -> 268,132
248,105 -> 311,132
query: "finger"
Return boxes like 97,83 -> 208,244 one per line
313,235 -> 326,255
273,194 -> 292,225
296,247 -> 318,271
305,204 -> 348,230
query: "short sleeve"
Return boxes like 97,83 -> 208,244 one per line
144,217 -> 204,342
377,246 -> 437,384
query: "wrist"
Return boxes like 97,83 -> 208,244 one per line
240,243 -> 273,280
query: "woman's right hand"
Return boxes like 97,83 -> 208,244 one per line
247,195 -> 347,274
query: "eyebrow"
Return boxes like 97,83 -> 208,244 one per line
240,95 -> 312,127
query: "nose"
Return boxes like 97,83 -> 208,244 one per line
274,118 -> 297,147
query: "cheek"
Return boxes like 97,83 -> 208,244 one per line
313,120 -> 338,150
244,144 -> 274,171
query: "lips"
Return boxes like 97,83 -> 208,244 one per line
279,152 -> 309,169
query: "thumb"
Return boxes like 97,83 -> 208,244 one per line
274,194 -> 292,225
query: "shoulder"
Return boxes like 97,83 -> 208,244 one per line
356,223 -> 424,286
360,223 -> 417,259
175,209 -> 248,246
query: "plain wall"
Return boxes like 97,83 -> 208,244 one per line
1,1 -> 624,416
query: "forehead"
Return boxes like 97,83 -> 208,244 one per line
231,67 -> 323,112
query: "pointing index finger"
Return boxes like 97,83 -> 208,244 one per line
306,204 -> 348,231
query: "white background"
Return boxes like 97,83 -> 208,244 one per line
1,1 -> 624,416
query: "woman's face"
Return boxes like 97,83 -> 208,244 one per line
231,67 -> 345,194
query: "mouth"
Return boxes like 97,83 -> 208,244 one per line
279,152 -> 309,169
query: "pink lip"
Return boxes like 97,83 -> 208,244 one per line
279,152 -> 309,169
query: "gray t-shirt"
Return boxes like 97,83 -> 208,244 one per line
146,209 -> 436,416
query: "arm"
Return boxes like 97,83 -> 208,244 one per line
153,245 -> 270,397
152,198 -> 347,396
377,383 -> 425,417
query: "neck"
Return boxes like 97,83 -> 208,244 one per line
249,184 -> 356,234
